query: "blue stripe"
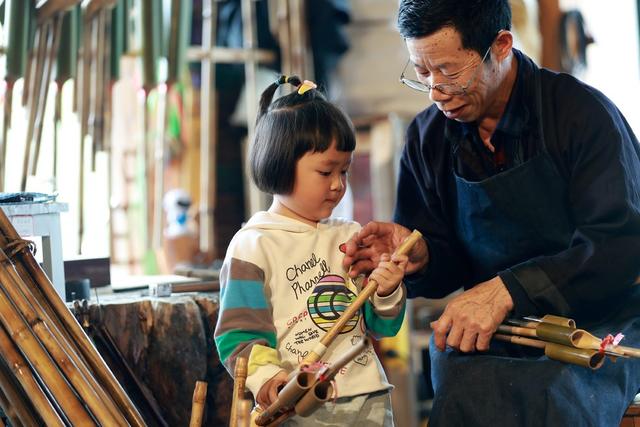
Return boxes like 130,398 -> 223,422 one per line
221,280 -> 268,310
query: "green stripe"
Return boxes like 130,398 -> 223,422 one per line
215,330 -> 277,363
363,301 -> 405,337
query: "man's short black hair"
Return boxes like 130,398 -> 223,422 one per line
397,0 -> 512,55
250,85 -> 355,195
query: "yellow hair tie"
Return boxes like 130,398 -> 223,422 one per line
297,80 -> 317,95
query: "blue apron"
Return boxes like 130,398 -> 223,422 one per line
428,72 -> 640,426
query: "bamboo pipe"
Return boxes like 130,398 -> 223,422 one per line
0,325 -> 64,426
301,230 -> 422,365
0,249 -> 125,426
0,382 -> 22,427
0,284 -> 94,424
21,22 -> 48,190
294,337 -> 370,418
0,212 -> 146,427
254,338 -> 372,425
189,381 -> 208,427
238,399 -> 253,427
493,334 -> 605,369
253,371 -> 315,426
231,357 -> 248,427
0,243 -> 128,425
31,12 -> 65,177
0,356 -> 41,427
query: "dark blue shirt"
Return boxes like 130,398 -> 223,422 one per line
394,49 -> 640,319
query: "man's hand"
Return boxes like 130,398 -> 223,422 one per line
430,276 -> 514,352
342,221 -> 429,277
256,370 -> 289,407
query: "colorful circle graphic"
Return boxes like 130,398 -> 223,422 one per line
307,274 -> 359,333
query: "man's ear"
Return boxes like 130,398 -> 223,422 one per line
493,30 -> 514,61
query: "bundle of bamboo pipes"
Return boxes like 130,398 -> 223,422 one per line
0,207 -> 146,426
494,314 -> 640,370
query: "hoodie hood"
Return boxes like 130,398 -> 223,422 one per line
242,211 -> 353,233
242,211 -> 315,233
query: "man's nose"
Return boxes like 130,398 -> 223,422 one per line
429,85 -> 452,103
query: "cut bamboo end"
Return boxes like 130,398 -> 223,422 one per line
189,380 -> 208,427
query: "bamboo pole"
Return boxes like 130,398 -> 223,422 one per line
0,383 -> 21,427
189,381 -> 208,427
0,211 -> 146,427
0,357 -> 41,427
0,325 -> 64,426
302,230 -> 422,365
493,333 -> 605,369
231,357 -> 248,427
31,12 -> 65,177
0,248 -> 124,425
0,283 -> 94,424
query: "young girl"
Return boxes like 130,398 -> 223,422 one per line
214,76 -> 408,426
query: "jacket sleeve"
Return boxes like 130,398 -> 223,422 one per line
393,116 -> 473,299
500,80 -> 640,319
214,255 -> 282,397
363,283 -> 407,337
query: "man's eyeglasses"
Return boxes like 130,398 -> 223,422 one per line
399,44 -> 492,96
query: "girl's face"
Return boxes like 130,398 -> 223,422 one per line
272,141 -> 352,226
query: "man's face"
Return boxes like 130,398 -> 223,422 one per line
406,27 -> 495,123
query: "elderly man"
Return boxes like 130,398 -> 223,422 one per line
343,0 -> 640,425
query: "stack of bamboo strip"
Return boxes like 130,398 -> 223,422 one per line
0,207 -> 146,426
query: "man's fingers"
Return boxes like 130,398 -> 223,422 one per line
445,324 -> 463,350
431,315 -> 452,351
476,332 -> 493,352
458,331 -> 478,353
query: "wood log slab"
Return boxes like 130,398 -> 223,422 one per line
86,294 -> 232,426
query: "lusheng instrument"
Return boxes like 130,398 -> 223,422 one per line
495,315 -> 640,369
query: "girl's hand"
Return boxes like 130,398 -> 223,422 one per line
256,370 -> 289,407
369,253 -> 409,297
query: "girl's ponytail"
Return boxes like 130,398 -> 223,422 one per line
257,75 -> 303,121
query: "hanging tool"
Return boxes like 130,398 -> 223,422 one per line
53,6 -> 79,191
2,0 -> 32,191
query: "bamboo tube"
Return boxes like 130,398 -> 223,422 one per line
294,337 -> 370,418
0,248 -> 128,425
31,12 -> 65,177
523,314 -> 576,328
0,212 -> 146,427
238,399 -> 252,427
0,357 -> 41,427
494,333 -> 605,369
231,357 -> 248,427
0,325 -> 64,426
21,22 -> 47,190
255,338 -> 370,425
189,381 -> 208,427
302,230 -> 422,365
0,384 -> 21,427
0,249 -> 124,425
